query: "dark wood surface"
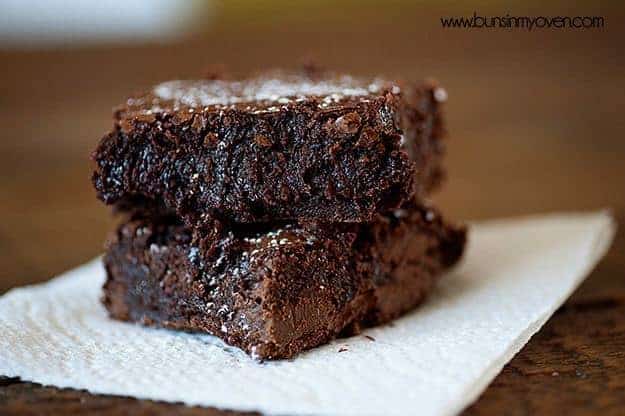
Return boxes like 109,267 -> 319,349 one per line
1,2 -> 624,414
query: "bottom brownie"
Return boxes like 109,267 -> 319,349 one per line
102,206 -> 465,359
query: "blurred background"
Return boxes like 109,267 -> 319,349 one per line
0,0 -> 623,292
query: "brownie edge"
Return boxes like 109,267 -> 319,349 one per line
102,206 -> 465,359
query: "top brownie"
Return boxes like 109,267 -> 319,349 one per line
92,69 -> 447,224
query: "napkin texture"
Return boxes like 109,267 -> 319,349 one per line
0,211 -> 615,416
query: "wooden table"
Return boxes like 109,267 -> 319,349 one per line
1,3 -> 624,414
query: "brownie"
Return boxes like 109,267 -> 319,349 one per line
92,70 -> 447,225
102,205 -> 466,360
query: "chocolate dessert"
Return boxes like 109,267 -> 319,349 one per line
92,70 -> 447,224
92,68 -> 465,359
103,206 -> 465,359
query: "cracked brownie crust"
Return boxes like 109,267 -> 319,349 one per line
92,70 -> 447,224
102,205 -> 465,359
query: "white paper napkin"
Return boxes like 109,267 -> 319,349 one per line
0,211 -> 615,416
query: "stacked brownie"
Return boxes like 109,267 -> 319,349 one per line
92,69 -> 466,359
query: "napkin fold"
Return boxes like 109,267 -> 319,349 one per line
0,211 -> 615,416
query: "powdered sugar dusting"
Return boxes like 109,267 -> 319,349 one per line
433,87 -> 448,103
153,76 -> 381,108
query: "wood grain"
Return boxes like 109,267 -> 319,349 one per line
1,2 -> 624,414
